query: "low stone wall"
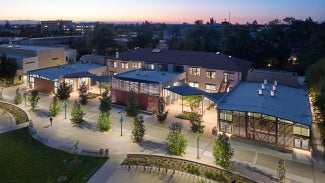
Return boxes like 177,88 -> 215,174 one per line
0,101 -> 30,124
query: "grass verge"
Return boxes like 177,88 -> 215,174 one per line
0,128 -> 108,183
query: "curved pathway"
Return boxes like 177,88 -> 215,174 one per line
1,85 -> 325,183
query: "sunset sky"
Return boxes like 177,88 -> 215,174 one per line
1,0 -> 324,24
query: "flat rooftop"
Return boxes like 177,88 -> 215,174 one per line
113,69 -> 181,83
217,82 -> 312,126
0,44 -> 58,51
27,62 -> 103,80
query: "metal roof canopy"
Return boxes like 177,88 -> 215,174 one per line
63,71 -> 110,82
165,81 -> 226,102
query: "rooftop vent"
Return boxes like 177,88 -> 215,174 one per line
216,52 -> 220,54
115,51 -> 119,59
270,90 -> 275,97
136,70 -> 140,75
264,79 -> 267,85
261,83 -> 265,90
143,71 -> 148,76
228,55 -> 232,58
161,72 -> 165,75
152,48 -> 161,53
272,85 -> 277,91
258,88 -> 263,95
274,80 -> 277,86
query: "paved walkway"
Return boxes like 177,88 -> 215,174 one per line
1,85 -> 325,183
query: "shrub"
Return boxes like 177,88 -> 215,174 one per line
98,112 -> 111,131
70,100 -> 85,124
14,88 -> 22,105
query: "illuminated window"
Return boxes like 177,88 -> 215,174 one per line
206,71 -> 216,79
189,67 -> 200,76
205,84 -> 216,93
110,61 -> 117,67
188,82 -> 199,88
145,63 -> 154,70
121,62 -> 128,69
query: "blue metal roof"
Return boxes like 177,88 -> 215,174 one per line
217,82 -> 312,126
113,70 -> 181,83
27,62 -> 103,80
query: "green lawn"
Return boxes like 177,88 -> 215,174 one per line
0,128 -> 108,183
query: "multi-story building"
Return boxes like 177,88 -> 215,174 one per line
102,48 -> 252,110
0,44 -> 76,83
40,20 -> 74,34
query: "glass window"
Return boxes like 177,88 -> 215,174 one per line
205,84 -> 216,93
121,62 -> 128,69
110,61 -> 117,67
206,71 -> 216,79
189,67 -> 200,76
145,63 -> 154,70
133,62 -> 142,69
188,82 -> 199,88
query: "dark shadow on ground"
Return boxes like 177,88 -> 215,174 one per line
73,121 -> 99,132
34,109 -> 51,118
139,140 -> 167,154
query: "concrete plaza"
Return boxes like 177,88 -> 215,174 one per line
1,85 -> 325,183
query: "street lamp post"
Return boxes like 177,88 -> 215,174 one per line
119,111 -> 126,136
197,134 -> 200,159
23,89 -> 27,107
62,101 -> 68,119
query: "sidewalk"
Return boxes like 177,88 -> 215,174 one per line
1,85 -> 325,183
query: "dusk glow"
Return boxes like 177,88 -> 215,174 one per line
1,0 -> 324,23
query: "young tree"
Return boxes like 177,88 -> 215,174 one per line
98,112 -> 111,131
125,90 -> 138,117
56,82 -> 71,101
28,90 -> 40,111
213,133 -> 234,168
78,81 -> 88,105
131,115 -> 146,142
49,96 -> 61,117
99,89 -> 111,113
277,159 -> 286,183
184,95 -> 203,111
14,88 -> 22,105
70,100 -> 85,124
166,122 -> 188,156
189,111 -> 205,133
156,97 -> 168,123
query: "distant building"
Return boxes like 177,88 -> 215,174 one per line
41,20 -> 74,34
74,22 -> 99,34
0,44 -> 76,83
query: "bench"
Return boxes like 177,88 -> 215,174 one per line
81,149 -> 100,156
36,135 -> 48,144
57,145 -> 73,153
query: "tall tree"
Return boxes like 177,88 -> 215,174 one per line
49,96 -> 61,117
28,90 -> 40,111
90,24 -> 117,55
131,115 -> 147,142
70,100 -> 85,124
166,122 -> 188,156
99,89 -> 111,113
56,82 -> 71,101
156,97 -> 168,123
125,90 -> 138,117
189,111 -> 205,133
98,112 -> 111,131
14,88 -> 22,105
78,82 -> 88,105
0,53 -> 18,84
213,133 -> 234,168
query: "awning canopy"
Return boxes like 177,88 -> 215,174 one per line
64,72 -> 110,82
164,81 -> 226,103
165,82 -> 205,96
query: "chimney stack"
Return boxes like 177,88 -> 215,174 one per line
116,50 -> 119,59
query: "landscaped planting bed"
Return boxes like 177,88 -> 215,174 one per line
0,128 -> 108,183
0,102 -> 29,124
121,154 -> 255,183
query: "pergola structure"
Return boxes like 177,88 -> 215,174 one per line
165,81 -> 226,114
